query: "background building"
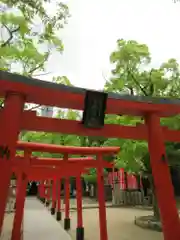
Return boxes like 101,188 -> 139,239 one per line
40,106 -> 54,118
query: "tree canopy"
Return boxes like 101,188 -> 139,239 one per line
104,38 -> 180,175
0,0 -> 69,76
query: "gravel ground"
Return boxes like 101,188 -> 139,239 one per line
67,208 -> 163,240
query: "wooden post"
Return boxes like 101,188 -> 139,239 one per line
45,180 -> 51,207
0,93 -> 24,235
11,172 -> 28,240
76,174 -> 84,240
42,181 -> 46,203
51,178 -> 57,215
64,154 -> 70,230
56,179 -> 62,221
97,154 -> 108,240
38,181 -> 45,203
11,150 -> 30,240
146,114 -> 180,240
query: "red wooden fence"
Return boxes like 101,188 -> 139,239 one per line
107,169 -> 141,189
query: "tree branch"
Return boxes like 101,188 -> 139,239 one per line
28,63 -> 44,75
128,87 -> 134,96
27,52 -> 49,76
27,104 -> 41,111
1,24 -> 20,48
0,100 -> 4,109
127,68 -> 149,96
143,69 -> 154,96
102,72 -> 109,83
32,71 -> 53,77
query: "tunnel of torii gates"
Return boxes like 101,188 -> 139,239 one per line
1,71 -> 180,240
8,142 -> 119,240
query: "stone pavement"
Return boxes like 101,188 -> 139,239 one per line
23,197 -> 72,240
1,213 -> 15,240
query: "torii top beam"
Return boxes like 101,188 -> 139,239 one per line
1,70 -> 180,117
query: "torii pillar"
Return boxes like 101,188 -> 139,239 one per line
0,93 -> 24,235
64,154 -> 71,230
146,113 -> 180,240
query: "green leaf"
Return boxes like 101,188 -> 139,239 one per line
1,0 -> 69,75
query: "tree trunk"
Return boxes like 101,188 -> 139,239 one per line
124,172 -> 128,190
149,175 -> 160,220
124,172 -> 129,205
152,192 -> 160,220
136,174 -> 141,191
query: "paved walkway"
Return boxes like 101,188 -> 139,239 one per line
23,197 -> 71,240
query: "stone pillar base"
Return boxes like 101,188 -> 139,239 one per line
45,201 -> 50,207
76,227 -> 84,240
64,218 -> 70,230
51,207 -> 55,215
56,211 -> 62,221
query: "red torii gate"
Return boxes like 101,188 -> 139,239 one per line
12,160 -> 89,240
4,141 -> 119,240
1,70 -> 180,240
12,158 -> 89,240
29,156 -> 114,236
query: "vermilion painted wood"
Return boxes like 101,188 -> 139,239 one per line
42,179 -> 49,199
46,180 -> 51,203
20,111 -> 180,142
11,172 -> 28,240
0,108 -> 177,143
146,115 -> 180,240
0,74 -> 119,240
34,157 -> 94,161
38,181 -> 44,198
14,156 -> 95,166
51,179 -> 57,210
13,168 -> 89,181
16,141 -> 120,155
1,74 -> 180,116
56,179 -> 61,213
64,154 -> 70,223
76,175 -> 83,228
64,177 -> 70,220
1,71 -> 180,240
12,152 -> 30,240
97,154 -> 108,240
0,94 -> 25,237
21,111 -> 147,140
12,159 -> 114,169
28,172 -> 89,181
12,151 -> 31,240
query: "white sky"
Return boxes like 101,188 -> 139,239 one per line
40,0 -> 180,89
